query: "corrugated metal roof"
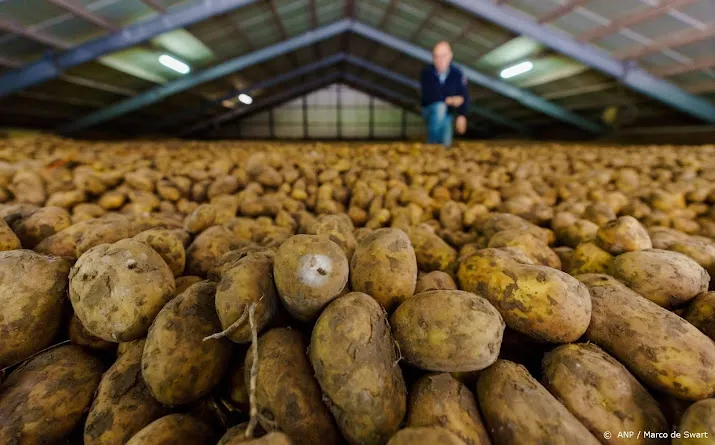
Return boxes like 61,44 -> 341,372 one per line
0,0 -> 711,137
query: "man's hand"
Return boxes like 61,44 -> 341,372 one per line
445,96 -> 464,107
456,115 -> 467,135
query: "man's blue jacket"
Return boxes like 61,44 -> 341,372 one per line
420,64 -> 470,117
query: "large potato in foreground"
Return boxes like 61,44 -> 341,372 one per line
142,281 -> 231,405
310,292 -> 406,445
458,248 -> 591,343
69,238 -> 175,342
391,290 -> 504,372
477,360 -> 600,445
414,270 -> 457,293
406,225 -> 458,273
578,274 -> 715,400
673,399 -> 715,445
306,214 -> 357,260
245,328 -> 340,445
407,373 -> 491,445
0,218 -> 20,250
223,432 -> 294,445
684,292 -> 715,341
84,337 -> 166,445
125,414 -> 217,445
134,228 -> 187,277
0,345 -> 104,444
350,228 -> 417,310
611,249 -> 709,307
0,250 -> 71,366
186,225 -> 243,277
386,427 -> 467,445
542,343 -> 667,444
273,235 -> 349,322
215,251 -> 278,343
596,216 -> 652,255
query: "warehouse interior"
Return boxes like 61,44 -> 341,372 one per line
0,0 -> 713,141
0,2 -> 714,445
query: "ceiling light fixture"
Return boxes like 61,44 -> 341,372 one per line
500,61 -> 533,79
159,54 -> 190,74
238,93 -> 253,105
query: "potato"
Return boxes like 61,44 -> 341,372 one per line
487,229 -> 560,269
407,373 -> 491,445
47,189 -> 86,208
391,290 -> 504,371
386,427 -> 467,445
0,218 -> 20,250
69,238 -> 175,342
0,250 -> 71,366
555,218 -> 599,248
186,225 -> 243,277
142,281 -> 231,405
596,216 -> 652,254
223,432 -> 293,445
673,399 -> 715,445
174,275 -> 203,295
273,235 -> 348,322
440,200 -> 463,231
306,214 -> 357,260
683,292 -> 715,341
84,337 -> 166,445
583,203 -> 616,226
125,415 -> 217,445
350,228 -> 417,310
669,237 -> 715,277
0,345 -> 104,444
99,190 -> 126,210
648,226 -> 689,249
542,343 -> 667,444
217,424 -> 250,445
406,225 -> 458,273
553,246 -> 574,272
415,270 -> 457,293
476,360 -> 601,445
117,338 -> 146,358
215,251 -> 279,343
244,328 -> 340,445
69,314 -> 115,351
577,274 -> 715,400
10,205 -> 71,248
481,213 -> 553,245
457,248 -> 591,343
310,292 -> 406,445
611,249 -> 709,307
567,241 -> 613,275
134,228 -> 186,277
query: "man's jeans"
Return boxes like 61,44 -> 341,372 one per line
422,102 -> 453,147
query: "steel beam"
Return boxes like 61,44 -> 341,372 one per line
0,0 -> 260,98
538,0 -> 590,24
152,53 -> 347,131
0,18 -> 71,49
140,0 -> 167,13
653,56 -> 715,77
578,0 -> 699,42
46,0 -> 118,31
615,24 -> 715,60
442,0 -> 715,123
59,20 -> 352,133
351,22 -> 601,133
182,73 -> 341,136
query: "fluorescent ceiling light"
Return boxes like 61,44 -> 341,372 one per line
500,61 -> 533,79
159,54 -> 190,74
238,93 -> 253,105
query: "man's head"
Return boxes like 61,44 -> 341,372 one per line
432,41 -> 453,73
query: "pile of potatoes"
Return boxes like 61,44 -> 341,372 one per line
0,135 -> 714,445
